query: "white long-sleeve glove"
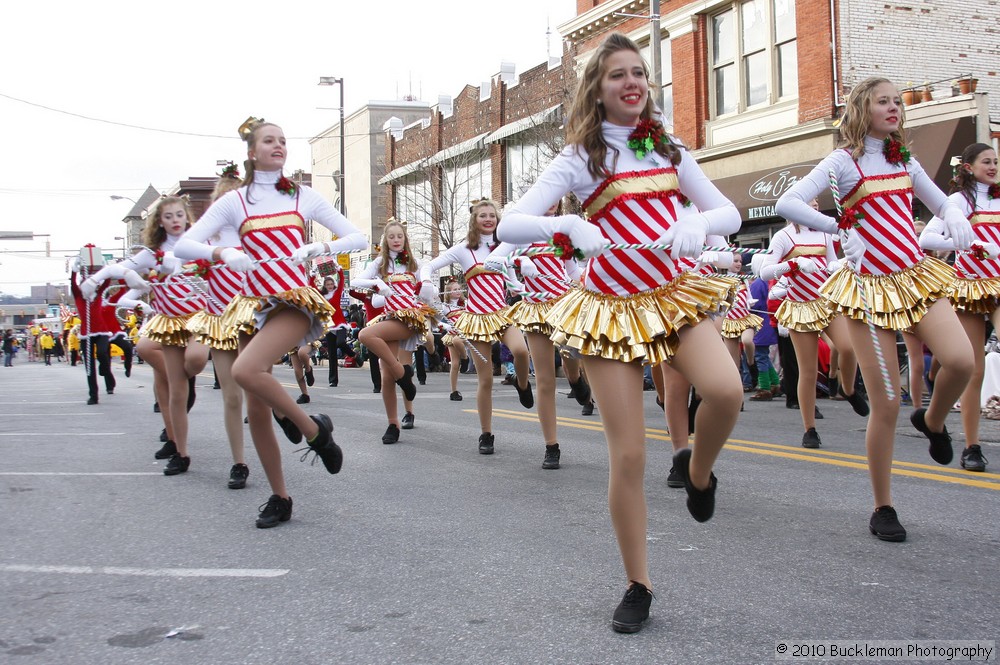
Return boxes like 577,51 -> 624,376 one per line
551,215 -> 607,259
795,257 -> 818,274
517,258 -> 539,278
419,281 -> 437,303
695,251 -> 721,270
373,279 -> 392,297
371,294 -> 386,309
220,247 -> 254,273
79,277 -> 99,302
777,324 -> 790,338
657,216 -> 709,260
943,206 -> 974,250
483,256 -> 509,274
841,229 -> 866,267
160,254 -> 183,276
769,280 -> 788,300
123,270 -> 151,293
827,259 -> 842,273
291,242 -> 328,264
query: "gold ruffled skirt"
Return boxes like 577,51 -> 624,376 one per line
950,276 -> 1000,314
140,313 -> 195,347
369,306 -> 434,336
545,272 -> 731,365
775,298 -> 835,333
455,310 -> 514,344
221,287 -> 333,346
721,313 -> 763,339
507,291 -> 570,336
821,257 -> 955,330
187,311 -> 239,351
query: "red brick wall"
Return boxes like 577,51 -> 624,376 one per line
671,20 -> 709,149
797,0 -> 835,122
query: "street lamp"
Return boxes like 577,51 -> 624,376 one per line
110,195 -> 137,204
114,236 -> 127,258
318,76 -> 346,215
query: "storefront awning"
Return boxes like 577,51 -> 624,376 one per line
426,133 -> 489,166
378,159 -> 428,185
484,105 -> 562,143
713,163 -> 834,223
908,117 -> 977,191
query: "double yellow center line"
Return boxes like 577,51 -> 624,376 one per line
484,408 -> 1000,491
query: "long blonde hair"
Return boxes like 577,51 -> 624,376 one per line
142,196 -> 193,250
566,32 -> 681,179
838,77 -> 908,160
378,220 -> 418,277
465,200 -> 500,250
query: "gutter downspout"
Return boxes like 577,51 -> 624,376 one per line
830,0 -> 844,109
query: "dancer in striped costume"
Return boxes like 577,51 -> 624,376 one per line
353,220 -> 434,445
439,280 -> 468,401
506,201 -> 593,469
87,197 -> 210,475
499,34 -> 742,633
758,209 -> 868,450
919,142 -> 1000,473
184,170 -> 251,489
776,77 -> 975,542
720,254 -> 761,373
174,121 -> 367,528
419,200 -> 534,456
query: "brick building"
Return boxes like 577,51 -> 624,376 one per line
379,0 -> 998,254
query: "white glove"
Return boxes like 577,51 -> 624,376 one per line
483,257 -> 508,274
79,277 -> 99,302
696,251 -> 721,267
123,270 -> 150,293
657,216 -> 709,260
794,257 -> 818,274
291,242 -> 328,264
373,279 -> 392,297
518,258 -> 540,278
160,254 -> 183,276
827,259 -> 843,273
507,276 -> 525,293
551,215 -> 607,259
371,294 -> 386,309
220,247 -> 254,273
419,281 -> 437,303
841,229 -> 865,267
135,301 -> 153,315
777,324 -> 790,338
979,243 -> 1000,260
943,206 -> 973,250
746,296 -> 759,307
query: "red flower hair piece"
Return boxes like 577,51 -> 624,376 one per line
219,162 -> 240,179
627,119 -> 668,160
838,207 -> 865,232
549,233 -> 585,261
394,249 -> 410,266
276,176 -> 296,196
882,138 -> 911,166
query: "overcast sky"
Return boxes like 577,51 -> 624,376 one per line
0,0 -> 575,296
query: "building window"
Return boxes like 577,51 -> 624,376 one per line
710,0 -> 797,117
506,139 -> 556,201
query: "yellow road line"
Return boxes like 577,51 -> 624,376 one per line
482,409 -> 1000,491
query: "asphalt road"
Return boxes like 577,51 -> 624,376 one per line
1,355 -> 998,664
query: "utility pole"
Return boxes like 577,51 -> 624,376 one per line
615,3 -> 665,110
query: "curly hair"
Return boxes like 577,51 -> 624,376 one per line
142,196 -> 193,250
566,32 -> 680,180
465,200 -> 501,250
241,121 -> 284,204
950,143 -> 995,211
838,77 -> 908,161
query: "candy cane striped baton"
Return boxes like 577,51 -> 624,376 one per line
829,169 -> 894,401
510,243 -> 772,258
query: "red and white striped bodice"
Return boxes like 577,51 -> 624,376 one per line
725,282 -> 752,319
465,248 -> 508,314
237,192 -> 310,297
581,168 -> 692,296
149,276 -> 205,318
841,158 -> 922,276
384,272 -> 422,312
781,244 -> 829,302
206,264 -> 244,316
956,209 -> 1000,280
522,243 -> 571,304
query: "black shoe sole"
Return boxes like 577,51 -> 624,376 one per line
401,417 -> 415,430
611,620 -> 645,634
868,525 -> 906,542
673,448 -> 717,522
256,514 -> 291,528
228,480 -> 247,489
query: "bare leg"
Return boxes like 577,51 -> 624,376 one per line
212,348 -> 245,464
138,338 -> 172,439
501,326 -> 531,391
789,330 -> 819,431
471,340 -> 494,432
448,339 -> 465,392
957,311 -> 986,447
162,345 -> 192,457
582,356 -> 649,589
912,300 -> 974,432
902,331 -> 924,405
289,350 -> 308,396
379,344 -> 403,425
359,319 -> 414,380
669,319 -> 742,488
652,361 -> 665,405
238,333 -> 286,497
526,332 -> 557,445
232,309 -> 319,441
183,340 -> 209,379
660,362 -> 691,451
846,319 -> 900,507
825,316 -> 859,395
